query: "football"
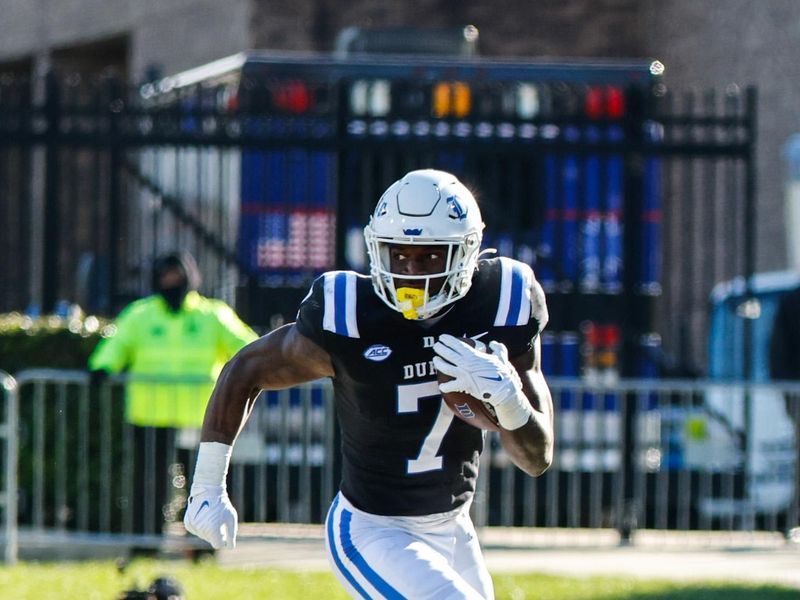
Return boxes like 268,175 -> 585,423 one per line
437,337 -> 501,431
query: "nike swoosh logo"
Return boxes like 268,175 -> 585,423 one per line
479,375 -> 503,381
468,331 -> 489,340
196,500 -> 210,517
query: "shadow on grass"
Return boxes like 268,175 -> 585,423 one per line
597,586 -> 798,600
493,574 -> 798,600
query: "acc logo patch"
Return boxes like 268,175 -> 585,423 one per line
363,344 -> 392,362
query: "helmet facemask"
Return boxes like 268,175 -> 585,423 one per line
363,169 -> 484,320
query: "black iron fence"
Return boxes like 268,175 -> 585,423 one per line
0,55 -> 756,377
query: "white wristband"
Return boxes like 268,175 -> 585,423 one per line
192,441 -> 233,486
494,392 -> 534,431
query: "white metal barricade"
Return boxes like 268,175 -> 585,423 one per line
12,369 -> 336,554
479,378 -> 798,534
6,370 -> 799,558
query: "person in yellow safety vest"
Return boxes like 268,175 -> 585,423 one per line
88,251 -> 258,542
89,252 -> 258,427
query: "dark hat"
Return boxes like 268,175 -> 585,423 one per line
151,251 -> 201,292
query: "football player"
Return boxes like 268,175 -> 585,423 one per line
184,169 -> 553,599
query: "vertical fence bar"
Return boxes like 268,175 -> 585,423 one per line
100,383 -> 112,532
567,404 -> 582,528
632,388 -> 647,531
546,390 -> 561,528
122,421 -> 135,534
323,386 -> 336,521
522,472 -> 537,527
497,447 -> 514,525
472,433 -> 491,529
676,389 -> 692,530
277,390 -> 290,522
41,73 -> 61,313
615,390 -> 632,540
299,385 -> 312,523
1,372 -> 18,564
143,426 -> 156,534
254,391 -> 268,523
618,84 -> 646,543
33,380 -> 45,529
742,88 -> 759,535
77,381 -> 89,531
107,78 -> 123,308
654,389 -> 670,530
790,393 -> 800,538
55,383 -> 67,530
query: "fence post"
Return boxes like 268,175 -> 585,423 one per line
0,371 -> 18,564
41,71 -> 62,314
104,76 -> 124,312
741,87 -> 759,530
616,84 -> 649,544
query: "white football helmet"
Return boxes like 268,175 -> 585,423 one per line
364,169 -> 484,320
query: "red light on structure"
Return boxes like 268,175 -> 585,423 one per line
272,81 -> 313,114
585,87 -> 605,119
607,86 -> 625,118
581,321 -> 602,347
599,324 -> 621,348
225,91 -> 239,112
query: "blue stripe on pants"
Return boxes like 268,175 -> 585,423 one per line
339,508 -> 406,600
327,495 -> 371,599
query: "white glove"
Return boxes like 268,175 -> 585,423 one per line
184,483 -> 238,550
184,442 -> 238,550
432,334 -> 533,430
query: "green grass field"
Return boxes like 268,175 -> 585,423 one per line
0,560 -> 796,600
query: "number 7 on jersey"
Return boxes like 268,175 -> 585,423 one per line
397,380 -> 454,474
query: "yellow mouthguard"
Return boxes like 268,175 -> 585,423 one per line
396,287 -> 426,319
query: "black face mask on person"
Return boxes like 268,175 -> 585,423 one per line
152,252 -> 200,312
158,281 -> 189,312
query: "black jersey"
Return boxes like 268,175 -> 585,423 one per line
295,256 -> 548,516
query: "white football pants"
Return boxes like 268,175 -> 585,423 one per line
325,492 -> 494,600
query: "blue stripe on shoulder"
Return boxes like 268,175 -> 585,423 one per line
494,258 -> 532,327
334,272 -> 348,335
506,263 -> 524,326
322,271 -> 360,338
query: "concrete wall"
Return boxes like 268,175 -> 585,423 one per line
248,0 -> 643,57
0,0 -> 251,80
641,0 -> 800,272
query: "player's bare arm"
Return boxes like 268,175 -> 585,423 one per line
499,336 -> 554,477
201,323 -> 334,445
185,323 -> 333,549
